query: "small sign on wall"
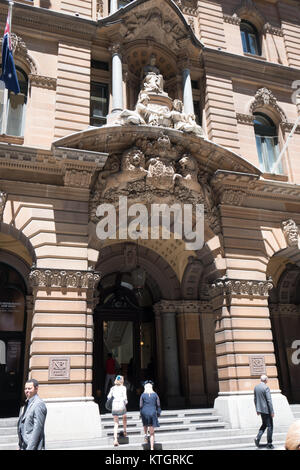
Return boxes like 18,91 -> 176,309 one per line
249,355 -> 266,376
49,357 -> 70,380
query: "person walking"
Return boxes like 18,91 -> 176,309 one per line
140,380 -> 161,451
254,374 -> 274,449
107,375 -> 128,447
104,353 -> 116,395
17,378 -> 47,450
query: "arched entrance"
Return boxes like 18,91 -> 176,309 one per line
0,262 -> 27,417
269,263 -> 300,403
0,224 -> 35,417
93,271 -> 157,411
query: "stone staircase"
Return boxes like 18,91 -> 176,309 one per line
0,417 -> 19,451
1,405 -> 299,450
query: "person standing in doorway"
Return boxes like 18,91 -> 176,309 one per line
17,378 -> 47,450
104,353 -> 116,395
107,375 -> 128,447
254,374 -> 275,449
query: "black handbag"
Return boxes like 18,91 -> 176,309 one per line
105,396 -> 113,411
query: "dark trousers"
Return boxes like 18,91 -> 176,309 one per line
256,413 -> 273,444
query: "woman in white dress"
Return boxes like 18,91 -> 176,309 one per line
107,375 -> 128,446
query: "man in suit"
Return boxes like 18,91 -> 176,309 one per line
18,378 -> 47,450
254,374 -> 274,449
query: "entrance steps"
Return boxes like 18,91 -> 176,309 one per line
290,404 -> 300,420
46,407 -> 288,450
1,405 -> 299,450
0,417 -> 19,450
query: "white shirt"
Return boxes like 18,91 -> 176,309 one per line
108,385 -> 128,412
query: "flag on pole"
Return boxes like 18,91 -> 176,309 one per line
0,7 -> 20,94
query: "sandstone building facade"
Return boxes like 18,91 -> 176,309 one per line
0,0 -> 299,441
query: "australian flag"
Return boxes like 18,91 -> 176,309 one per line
0,11 -> 20,94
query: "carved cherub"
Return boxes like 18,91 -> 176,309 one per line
101,148 -> 148,195
176,155 -> 201,193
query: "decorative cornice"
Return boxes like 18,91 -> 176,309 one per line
219,189 -> 247,206
29,74 -> 57,90
280,122 -> 300,135
29,268 -> 101,290
223,13 -> 241,25
209,277 -> 273,297
173,0 -> 198,16
211,170 -> 300,203
153,299 -> 213,315
263,23 -> 283,37
0,4 -> 96,42
236,113 -> 254,125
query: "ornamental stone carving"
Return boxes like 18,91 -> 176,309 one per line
119,58 -> 204,138
220,189 -> 247,206
120,8 -> 187,50
250,88 -> 287,122
282,219 -> 299,247
29,268 -> 101,290
176,155 -> 201,193
8,34 -> 38,74
210,277 -> 273,297
29,74 -> 57,90
0,191 -> 7,222
102,147 -> 148,195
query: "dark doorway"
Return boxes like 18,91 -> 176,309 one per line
93,273 -> 156,412
0,262 -> 27,417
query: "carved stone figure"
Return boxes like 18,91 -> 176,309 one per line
121,92 -> 172,128
120,93 -> 149,125
176,155 -> 201,193
171,99 -> 204,137
102,148 -> 148,195
282,219 -> 299,247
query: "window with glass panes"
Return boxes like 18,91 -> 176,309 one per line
240,20 -> 261,55
254,112 -> 282,174
90,82 -> 109,127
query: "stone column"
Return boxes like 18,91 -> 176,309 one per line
182,67 -> 194,115
29,268 -> 102,444
154,301 -> 185,407
209,277 -> 294,429
110,0 -> 118,14
110,43 -> 123,115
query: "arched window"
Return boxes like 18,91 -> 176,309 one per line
240,20 -> 261,55
0,66 -> 28,137
254,112 -> 282,174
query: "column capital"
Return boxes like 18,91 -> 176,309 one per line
29,267 -> 101,291
109,42 -> 122,55
209,277 -> 273,298
178,55 -> 192,71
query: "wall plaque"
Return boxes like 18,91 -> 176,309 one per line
49,357 -> 70,380
249,355 -> 266,376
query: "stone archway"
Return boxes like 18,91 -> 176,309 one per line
268,252 -> 300,403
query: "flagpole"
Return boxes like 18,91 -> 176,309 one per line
271,113 -> 300,174
1,2 -> 14,135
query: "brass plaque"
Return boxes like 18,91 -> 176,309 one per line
49,357 -> 70,380
249,355 -> 266,376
